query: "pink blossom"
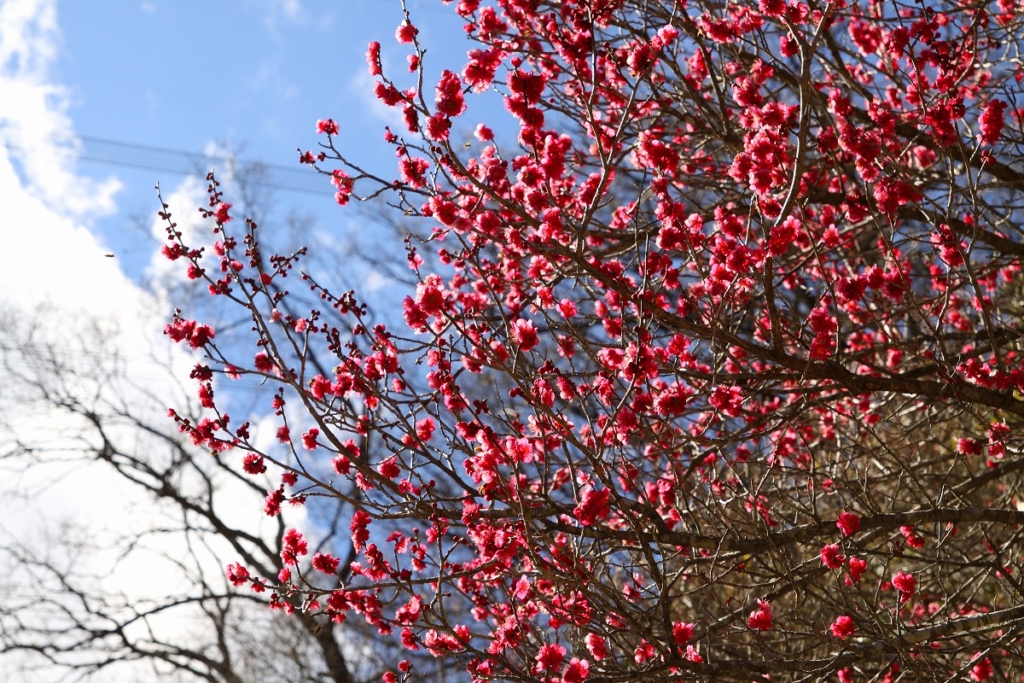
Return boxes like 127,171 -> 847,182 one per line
847,557 -> 867,583
830,615 -> 855,639
534,643 -> 565,672
281,528 -> 308,566
573,488 -> 611,527
399,156 -> 430,189
213,202 -> 232,224
709,385 -> 744,417
979,99 -> 1006,145
435,70 -> 466,118
957,438 -> 983,455
820,543 -> 845,569
585,633 -> 607,660
316,118 -> 338,136
970,654 -> 993,681
748,600 -> 773,630
892,571 -> 916,601
672,621 -> 695,645
901,525 -> 925,548
395,21 -> 418,44
311,552 -> 340,574
836,512 -> 861,536
563,658 -> 590,683
509,318 -> 539,352
242,454 -> 266,475
378,456 -> 401,479
365,41 -> 381,76
225,562 -> 249,586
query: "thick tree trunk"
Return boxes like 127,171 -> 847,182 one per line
303,617 -> 354,683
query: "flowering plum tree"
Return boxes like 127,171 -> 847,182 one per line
163,0 -> 1024,680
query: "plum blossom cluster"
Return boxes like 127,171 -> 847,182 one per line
162,0 -> 1024,680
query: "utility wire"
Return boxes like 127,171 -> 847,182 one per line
1,128 -> 333,197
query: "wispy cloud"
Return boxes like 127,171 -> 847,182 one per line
275,0 -> 302,21
252,0 -> 304,35
0,0 -> 120,219
349,67 -> 406,131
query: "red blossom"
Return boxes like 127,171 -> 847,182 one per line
563,658 -> 590,683
375,82 -> 405,106
366,41 -> 382,76
847,557 -> 868,584
820,543 -> 845,569
159,2 -> 1024,678
836,512 -> 861,536
435,69 -> 466,118
830,615 -> 855,639
213,202 -> 232,224
242,454 -> 266,475
957,438 -> 983,455
395,21 -> 418,44
747,600 -> 773,630
350,510 -> 371,552
509,318 -> 539,352
316,118 -> 338,136
709,385 -> 744,417
892,571 -> 916,601
585,633 -> 607,661
378,456 -> 401,479
633,640 -> 655,664
573,487 -> 611,527
225,562 -> 249,586
672,621 -> 695,645
534,643 -> 565,673
165,318 -> 216,350
979,100 -> 1007,145
423,629 -> 463,656
970,654 -> 994,681
281,528 -> 308,566
900,525 -> 925,549
425,113 -> 451,142
312,552 -> 340,574
464,48 -> 503,92
399,156 -> 430,189
264,487 -> 285,516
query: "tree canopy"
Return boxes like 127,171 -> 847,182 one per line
163,0 -> 1024,680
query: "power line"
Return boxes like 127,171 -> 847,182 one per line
1,128 -> 334,197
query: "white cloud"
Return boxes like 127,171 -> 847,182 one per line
0,2 -> 298,680
0,0 -> 175,578
252,0 -> 304,34
0,0 -> 148,354
0,0 -> 120,219
145,172 -> 209,284
276,0 -> 302,21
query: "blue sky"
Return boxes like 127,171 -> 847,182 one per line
24,0 -> 473,279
